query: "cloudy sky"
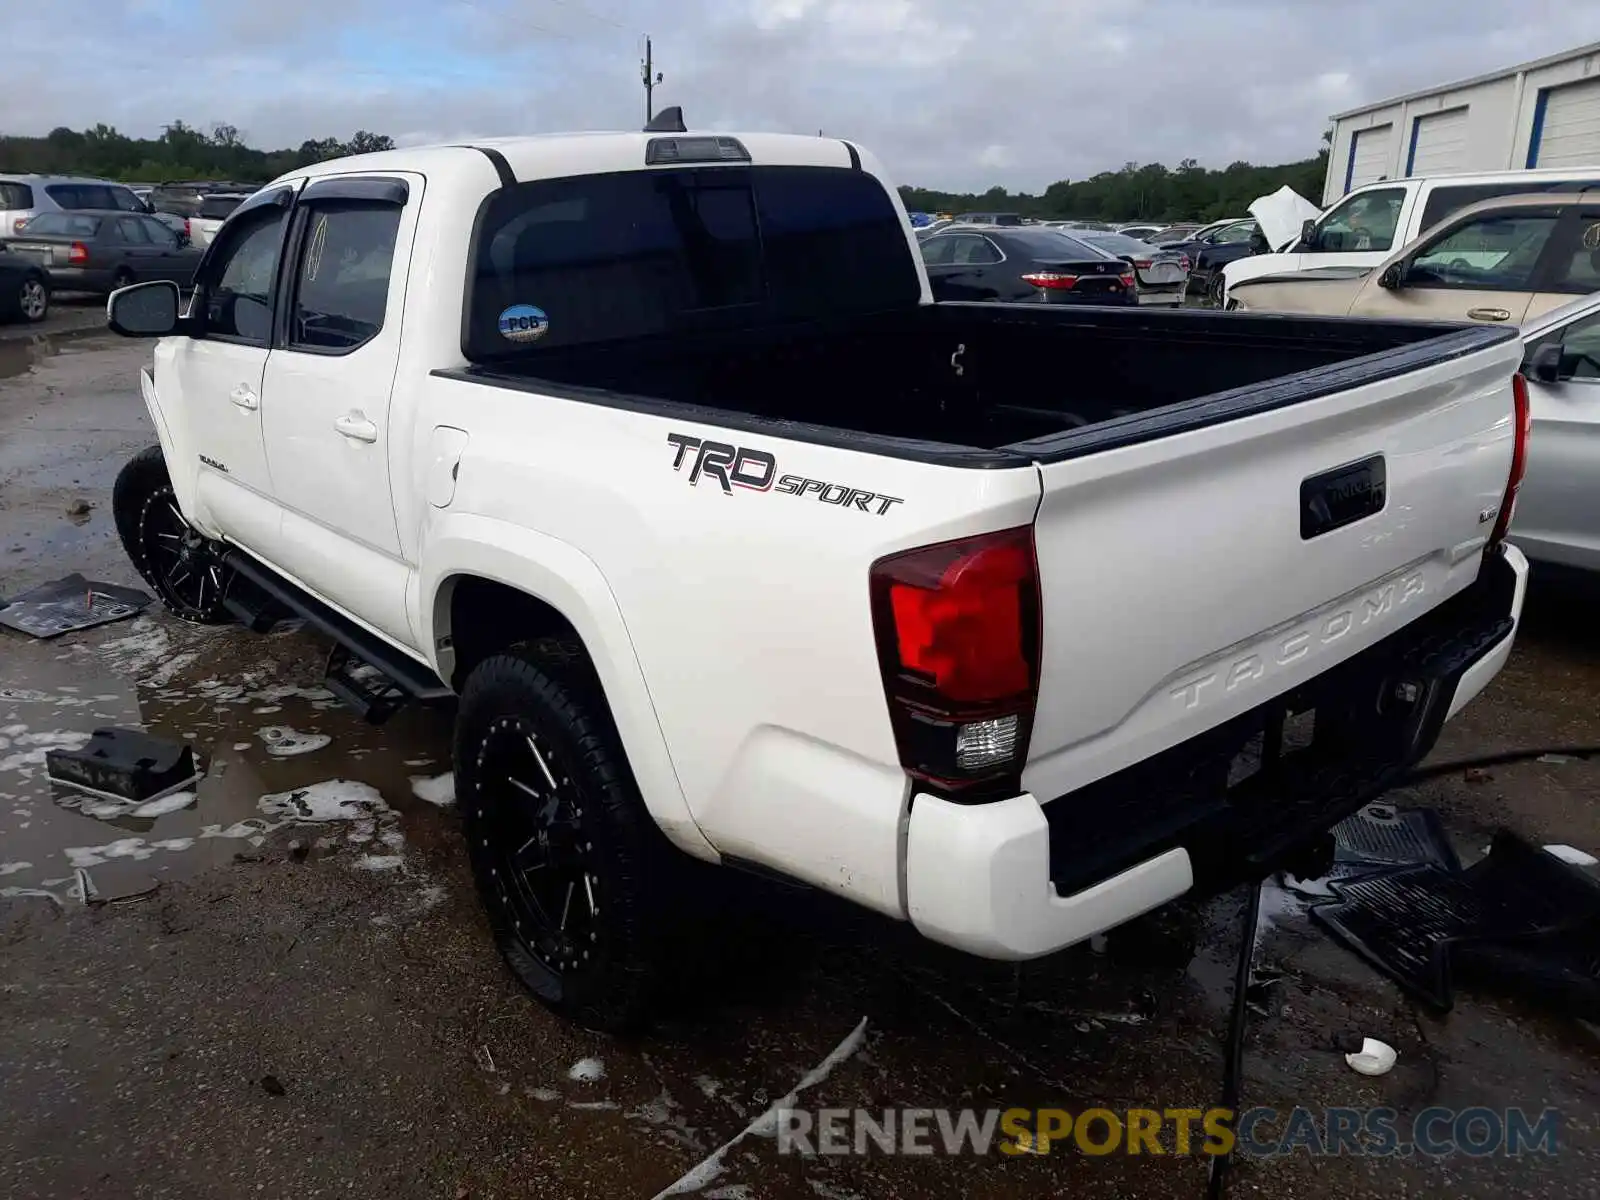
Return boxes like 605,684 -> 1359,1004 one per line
4,2 -> 1595,192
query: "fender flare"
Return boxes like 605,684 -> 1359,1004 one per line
421,513 -> 717,861
139,364 -> 216,538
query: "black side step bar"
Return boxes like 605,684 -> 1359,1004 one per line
222,549 -> 453,704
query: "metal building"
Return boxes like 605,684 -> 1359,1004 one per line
1324,41 -> 1600,204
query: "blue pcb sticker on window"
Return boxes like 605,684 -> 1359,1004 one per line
498,304 -> 549,344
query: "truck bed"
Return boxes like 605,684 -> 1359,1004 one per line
446,303 -> 1512,465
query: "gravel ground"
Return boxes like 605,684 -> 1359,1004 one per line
1,336 -> 1597,1199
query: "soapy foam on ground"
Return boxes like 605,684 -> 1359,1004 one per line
409,773 -> 455,807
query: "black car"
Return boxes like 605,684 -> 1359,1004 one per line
0,249 -> 50,323
919,226 -> 1137,305
1161,218 -> 1264,301
4,210 -> 203,296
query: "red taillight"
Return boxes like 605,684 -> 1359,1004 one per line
1133,259 -> 1153,269
1488,372 -> 1531,548
1118,271 -> 1136,289
1021,272 -> 1078,290
184,218 -> 191,239
68,242 -> 89,266
1179,255 -> 1191,270
11,218 -> 25,233
870,527 -> 1041,792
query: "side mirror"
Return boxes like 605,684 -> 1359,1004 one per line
1377,262 -> 1405,291
1527,342 -> 1564,385
107,280 -> 183,338
1300,218 -> 1317,244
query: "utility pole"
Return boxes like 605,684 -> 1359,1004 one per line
641,37 -> 663,123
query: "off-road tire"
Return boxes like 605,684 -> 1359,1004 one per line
111,445 -> 233,624
456,638 -> 678,1032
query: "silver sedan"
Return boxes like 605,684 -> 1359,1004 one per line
1513,291 -> 1600,572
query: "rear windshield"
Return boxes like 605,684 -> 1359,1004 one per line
0,181 -> 34,209
1078,232 -> 1154,255
199,195 -> 246,220
1005,228 -> 1120,260
465,165 -> 921,359
25,213 -> 103,237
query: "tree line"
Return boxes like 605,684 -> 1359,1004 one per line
900,151 -> 1328,223
2,121 -> 1329,222
0,122 -> 397,184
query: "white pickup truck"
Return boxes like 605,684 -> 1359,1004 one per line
104,121 -> 1532,1031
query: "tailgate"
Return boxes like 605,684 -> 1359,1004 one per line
1022,331 -> 1524,802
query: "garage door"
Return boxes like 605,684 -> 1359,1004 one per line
1407,108 -> 1469,175
1531,77 -> 1600,168
1346,124 -> 1394,192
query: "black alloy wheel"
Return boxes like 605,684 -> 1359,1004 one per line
457,640 -> 677,1031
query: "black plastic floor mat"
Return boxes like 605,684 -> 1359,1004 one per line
1329,801 -> 1460,876
1311,831 -> 1600,1015
0,574 -> 151,639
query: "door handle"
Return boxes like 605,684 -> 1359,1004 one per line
334,412 -> 379,443
1467,307 -> 1512,322
228,384 -> 259,411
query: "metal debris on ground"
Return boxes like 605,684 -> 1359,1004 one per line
0,574 -> 152,639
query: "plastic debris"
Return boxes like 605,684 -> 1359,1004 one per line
1539,753 -> 1579,765
1545,844 -> 1598,869
46,727 -> 199,803
1345,1037 -> 1397,1076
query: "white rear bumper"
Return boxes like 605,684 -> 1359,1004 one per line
904,544 -> 1529,961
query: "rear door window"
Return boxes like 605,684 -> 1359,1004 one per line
115,217 -> 151,244
466,165 -> 919,358
1539,212 -> 1600,295
285,202 -> 402,352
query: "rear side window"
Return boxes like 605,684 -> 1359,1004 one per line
45,184 -> 122,210
286,203 -> 402,352
24,213 -> 102,237
0,182 -> 34,208
465,165 -> 919,359
1419,179 -> 1600,232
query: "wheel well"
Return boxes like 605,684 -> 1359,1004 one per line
444,576 -> 585,689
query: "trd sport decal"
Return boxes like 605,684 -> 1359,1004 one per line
666,433 -> 904,515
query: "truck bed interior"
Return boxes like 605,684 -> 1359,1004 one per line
461,303 -> 1483,461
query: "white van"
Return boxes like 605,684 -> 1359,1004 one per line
1223,166 -> 1600,300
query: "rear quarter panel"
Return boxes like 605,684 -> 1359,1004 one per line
415,374 -> 1041,914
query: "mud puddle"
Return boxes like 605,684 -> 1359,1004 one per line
0,613 -> 454,903
0,324 -> 110,381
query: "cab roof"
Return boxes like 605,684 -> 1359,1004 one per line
281,131 -> 869,189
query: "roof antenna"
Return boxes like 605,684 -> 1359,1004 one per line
645,106 -> 687,133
